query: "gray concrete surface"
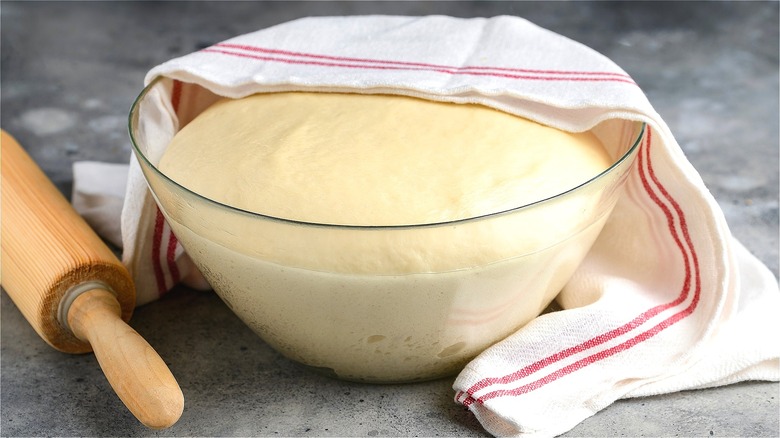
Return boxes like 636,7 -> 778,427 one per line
2,1 -> 778,436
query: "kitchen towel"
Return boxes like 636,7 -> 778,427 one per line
76,15 -> 779,437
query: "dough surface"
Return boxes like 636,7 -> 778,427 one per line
158,92 -> 611,226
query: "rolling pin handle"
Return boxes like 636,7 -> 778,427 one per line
57,281 -> 115,334
2,130 -> 182,428
66,287 -> 184,429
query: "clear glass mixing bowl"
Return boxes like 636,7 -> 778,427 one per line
129,79 -> 645,383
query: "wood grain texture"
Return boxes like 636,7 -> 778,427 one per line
67,288 -> 184,429
1,130 -> 183,428
1,129 -> 135,352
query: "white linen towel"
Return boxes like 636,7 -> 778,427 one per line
73,15 -> 779,437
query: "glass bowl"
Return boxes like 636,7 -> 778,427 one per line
129,79 -> 645,383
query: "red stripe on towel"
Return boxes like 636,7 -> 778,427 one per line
459,128 -> 700,406
171,79 -> 183,114
149,80 -> 184,296
152,207 -> 167,296
201,48 -> 637,85
166,231 -> 181,285
215,43 -> 634,81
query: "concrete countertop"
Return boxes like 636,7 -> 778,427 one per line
2,2 -> 777,436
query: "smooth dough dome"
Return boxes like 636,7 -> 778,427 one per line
158,92 -> 612,226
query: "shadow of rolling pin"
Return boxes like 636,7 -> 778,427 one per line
1,129 -> 184,429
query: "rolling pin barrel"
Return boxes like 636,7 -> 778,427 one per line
1,130 -> 183,429
1,129 -> 135,352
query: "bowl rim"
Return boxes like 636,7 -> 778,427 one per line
128,79 -> 646,230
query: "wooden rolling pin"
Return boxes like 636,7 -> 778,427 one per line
1,130 -> 183,429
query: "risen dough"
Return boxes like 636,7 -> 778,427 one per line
153,92 -> 625,380
158,92 -> 611,226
